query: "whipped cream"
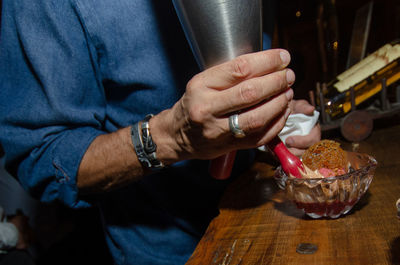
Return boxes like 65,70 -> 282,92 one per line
296,165 -> 325,179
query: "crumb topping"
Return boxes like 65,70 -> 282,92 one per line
302,140 -> 347,174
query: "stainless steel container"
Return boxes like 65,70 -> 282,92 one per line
172,0 -> 263,70
172,0 -> 263,179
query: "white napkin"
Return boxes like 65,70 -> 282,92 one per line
278,110 -> 320,143
258,110 -> 320,151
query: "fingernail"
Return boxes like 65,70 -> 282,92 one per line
285,88 -> 294,101
280,50 -> 290,65
286,137 -> 294,147
284,107 -> 291,119
286,69 -> 295,85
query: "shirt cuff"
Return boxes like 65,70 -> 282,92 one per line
51,127 -> 105,208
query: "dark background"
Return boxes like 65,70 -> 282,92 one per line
272,0 -> 400,100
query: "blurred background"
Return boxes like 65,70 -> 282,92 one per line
0,0 -> 399,264
269,0 -> 400,100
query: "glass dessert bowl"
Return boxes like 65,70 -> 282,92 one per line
274,151 -> 377,219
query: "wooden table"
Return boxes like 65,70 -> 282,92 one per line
187,123 -> 400,265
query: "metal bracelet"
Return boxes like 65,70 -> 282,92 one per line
140,114 -> 164,169
141,114 -> 157,154
131,122 -> 152,168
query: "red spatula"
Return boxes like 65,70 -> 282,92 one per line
209,136 -> 304,179
266,136 -> 304,178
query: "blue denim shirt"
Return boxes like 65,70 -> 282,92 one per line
0,0 -> 260,264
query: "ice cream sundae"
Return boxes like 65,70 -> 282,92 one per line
274,139 -> 377,218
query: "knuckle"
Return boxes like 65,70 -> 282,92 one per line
280,70 -> 289,88
202,121 -> 225,141
267,72 -> 286,95
188,104 -> 208,124
202,128 -> 218,141
239,83 -> 259,104
186,78 -> 199,94
275,71 -> 288,90
186,73 -> 205,94
231,56 -> 251,79
277,95 -> 289,110
246,113 -> 264,131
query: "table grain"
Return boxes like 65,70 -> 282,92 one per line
187,123 -> 400,265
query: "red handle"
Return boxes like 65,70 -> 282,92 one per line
209,151 -> 237,180
209,136 -> 304,180
267,137 -> 304,178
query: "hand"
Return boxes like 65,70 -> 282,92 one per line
77,49 -> 294,191
284,99 -> 321,156
8,213 -> 34,249
153,49 -> 295,162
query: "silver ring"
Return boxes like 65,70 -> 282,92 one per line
229,114 -> 246,138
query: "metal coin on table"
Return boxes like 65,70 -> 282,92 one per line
296,243 -> 318,254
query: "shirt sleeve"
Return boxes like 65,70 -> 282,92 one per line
0,222 -> 18,250
0,0 -> 106,207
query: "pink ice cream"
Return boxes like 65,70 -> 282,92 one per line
292,166 -> 348,179
318,168 -> 346,178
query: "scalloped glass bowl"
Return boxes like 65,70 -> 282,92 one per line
274,152 -> 377,219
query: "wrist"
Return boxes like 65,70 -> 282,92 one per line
148,109 -> 184,165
